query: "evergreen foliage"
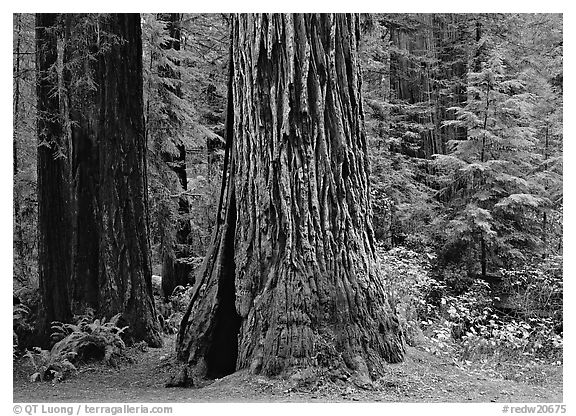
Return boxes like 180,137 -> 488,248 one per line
430,14 -> 562,275
13,13 -> 562,378
361,13 -> 562,281
143,13 -> 228,266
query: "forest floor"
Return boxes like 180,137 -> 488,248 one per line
13,335 -> 562,403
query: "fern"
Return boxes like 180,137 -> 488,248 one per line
27,310 -> 128,383
25,347 -> 77,383
13,303 -> 33,358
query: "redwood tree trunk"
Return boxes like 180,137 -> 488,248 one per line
36,13 -> 72,343
13,13 -> 25,280
96,14 -> 162,347
68,15 -> 100,314
177,13 -> 404,381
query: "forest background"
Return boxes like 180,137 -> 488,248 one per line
5,5 -> 573,404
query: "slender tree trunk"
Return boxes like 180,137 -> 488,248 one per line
36,13 -> 72,344
473,18 -> 483,73
542,122 -> 549,256
480,81 -> 490,163
96,14 -> 162,347
542,212 -> 547,257
478,77 -> 491,277
177,14 -> 404,382
480,234 -> 487,279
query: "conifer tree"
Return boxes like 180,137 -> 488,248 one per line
176,13 -> 404,382
35,13 -> 73,344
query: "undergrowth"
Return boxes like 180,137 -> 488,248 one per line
156,283 -> 193,334
379,245 -> 563,385
23,309 -> 128,382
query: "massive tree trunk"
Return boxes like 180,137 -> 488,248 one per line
95,14 -> 162,347
13,13 -> 25,281
177,13 -> 404,382
67,15 -> 100,314
33,14 -> 162,346
14,14 -> 22,177
36,13 -> 72,344
156,13 -> 193,300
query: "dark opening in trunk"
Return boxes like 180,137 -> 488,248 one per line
205,192 -> 241,378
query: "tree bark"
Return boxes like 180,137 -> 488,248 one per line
95,14 -> 162,347
177,13 -> 404,381
66,15 -> 100,314
14,14 -> 22,177
13,13 -> 25,280
36,13 -> 73,344
480,234 -> 487,279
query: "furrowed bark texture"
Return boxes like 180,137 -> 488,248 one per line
96,14 -> 162,347
14,13 -> 26,281
68,15 -> 100,314
177,13 -> 404,380
36,13 -> 73,342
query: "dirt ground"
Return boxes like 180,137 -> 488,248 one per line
13,335 -> 563,403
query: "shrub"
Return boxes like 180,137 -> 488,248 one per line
170,284 -> 194,313
13,303 -> 33,355
26,309 -> 129,382
378,245 -> 563,370
25,347 -> 77,383
378,245 -> 435,346
155,283 -> 193,334
499,257 -> 562,329
165,284 -> 193,334
426,275 -> 562,367
13,286 -> 40,350
50,309 -> 127,367
459,315 -> 563,367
